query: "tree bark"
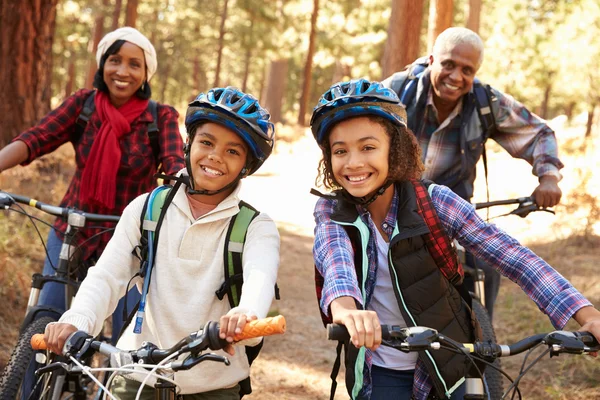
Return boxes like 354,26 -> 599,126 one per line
297,0 -> 320,126
427,0 -> 454,53
466,0 -> 481,34
112,0 -> 123,30
125,0 -> 138,28
85,0 -> 109,89
263,59 -> 289,124
241,11 -> 255,93
585,104 -> 595,138
0,0 -> 58,146
381,0 -> 425,79
213,0 -> 230,88
65,59 -> 76,99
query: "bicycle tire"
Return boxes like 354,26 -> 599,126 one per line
0,315 -> 57,400
472,299 -> 503,399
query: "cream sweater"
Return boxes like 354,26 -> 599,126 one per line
59,179 -> 280,394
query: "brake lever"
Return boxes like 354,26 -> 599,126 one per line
511,204 -> 555,218
170,352 -> 230,371
0,192 -> 15,208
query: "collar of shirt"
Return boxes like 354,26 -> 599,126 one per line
426,85 -> 464,131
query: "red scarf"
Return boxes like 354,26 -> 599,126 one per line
80,91 -> 149,211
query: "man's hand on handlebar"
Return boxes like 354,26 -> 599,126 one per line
44,323 -> 78,355
532,175 -> 562,208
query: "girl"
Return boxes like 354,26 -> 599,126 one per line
311,79 -> 600,400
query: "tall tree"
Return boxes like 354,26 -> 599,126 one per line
213,0 -> 230,88
297,0 -> 320,126
112,0 -> 123,30
0,0 -> 59,145
381,0 -> 425,79
263,59 -> 289,123
125,0 -> 138,28
427,0 -> 453,52
85,0 -> 109,89
466,0 -> 481,34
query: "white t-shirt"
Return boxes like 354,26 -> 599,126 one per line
367,227 -> 419,370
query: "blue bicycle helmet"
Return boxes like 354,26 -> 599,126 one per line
310,79 -> 407,145
185,87 -> 275,175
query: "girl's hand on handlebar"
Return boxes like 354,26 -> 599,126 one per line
44,323 -> 78,355
219,313 -> 257,356
331,297 -> 382,350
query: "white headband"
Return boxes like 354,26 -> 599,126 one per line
96,27 -> 158,81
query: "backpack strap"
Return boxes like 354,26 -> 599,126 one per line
473,82 -> 498,203
74,92 -> 96,141
74,93 -> 161,162
412,180 -> 464,286
216,201 -> 260,308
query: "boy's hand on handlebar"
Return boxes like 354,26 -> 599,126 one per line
574,306 -> 600,357
219,313 -> 257,356
44,323 -> 78,355
532,175 -> 561,208
331,297 -> 382,350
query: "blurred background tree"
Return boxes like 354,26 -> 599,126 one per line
1,0 -> 599,142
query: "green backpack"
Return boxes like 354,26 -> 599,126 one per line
130,179 -> 279,397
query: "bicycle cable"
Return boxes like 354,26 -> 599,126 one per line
504,346 -> 551,399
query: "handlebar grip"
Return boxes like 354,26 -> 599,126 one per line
327,324 -> 350,341
233,315 -> 286,342
31,334 -> 48,350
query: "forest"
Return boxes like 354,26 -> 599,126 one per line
1,0 -> 600,145
1,1 -> 600,399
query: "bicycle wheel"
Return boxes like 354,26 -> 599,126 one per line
0,315 -> 57,400
472,299 -> 503,399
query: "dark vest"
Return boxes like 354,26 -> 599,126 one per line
330,181 -> 477,399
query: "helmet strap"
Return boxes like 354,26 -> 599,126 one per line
339,180 -> 394,207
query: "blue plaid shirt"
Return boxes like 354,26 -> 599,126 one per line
313,184 -> 591,399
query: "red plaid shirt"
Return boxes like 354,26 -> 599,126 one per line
15,89 -> 185,261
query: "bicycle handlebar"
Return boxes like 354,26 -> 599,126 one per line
32,315 -> 286,352
473,196 -> 554,218
0,191 -> 120,223
327,324 -> 600,356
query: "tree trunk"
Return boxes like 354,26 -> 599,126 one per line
427,0 -> 454,53
262,59 -> 289,124
65,60 -> 76,99
297,0 -> 320,126
381,0 -> 425,79
85,0 -> 109,89
112,0 -> 123,30
540,82 -> 552,120
585,104 -> 595,138
466,0 -> 481,34
0,0 -> 58,146
125,0 -> 138,28
213,0 -> 230,88
241,12 -> 255,93
331,60 -> 351,84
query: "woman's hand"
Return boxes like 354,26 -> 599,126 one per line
44,323 -> 78,355
219,313 -> 258,356
331,297 -> 382,350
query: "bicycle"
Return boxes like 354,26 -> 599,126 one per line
0,191 -> 120,400
28,315 -> 286,400
326,323 -> 599,400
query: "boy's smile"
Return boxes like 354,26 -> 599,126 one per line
329,117 -> 390,199
188,122 -> 248,204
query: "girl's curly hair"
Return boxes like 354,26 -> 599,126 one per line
316,115 -> 424,190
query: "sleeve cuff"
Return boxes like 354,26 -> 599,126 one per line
545,287 -> 592,329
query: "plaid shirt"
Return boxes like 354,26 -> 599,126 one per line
313,183 -> 591,399
415,73 -> 563,187
15,89 -> 185,261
